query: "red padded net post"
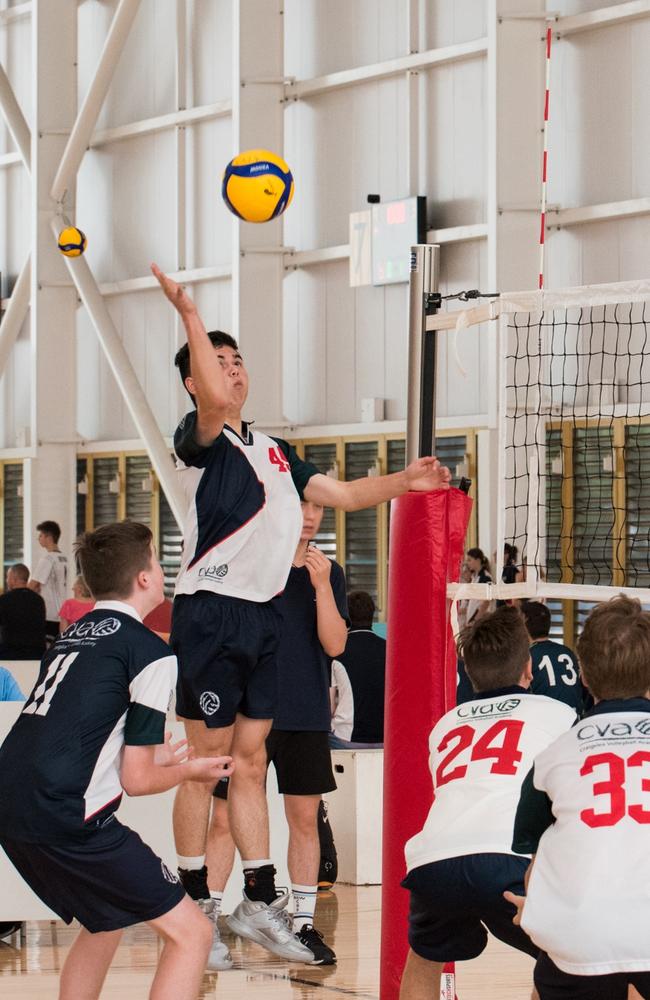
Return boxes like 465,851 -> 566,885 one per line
380,487 -> 473,1000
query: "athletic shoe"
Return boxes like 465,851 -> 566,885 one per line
226,891 -> 313,961
197,899 -> 233,972
317,800 -> 338,890
294,924 -> 337,965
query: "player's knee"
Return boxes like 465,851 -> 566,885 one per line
286,801 -> 318,837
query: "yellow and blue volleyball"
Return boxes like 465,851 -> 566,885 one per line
222,149 -> 294,223
57,226 -> 87,257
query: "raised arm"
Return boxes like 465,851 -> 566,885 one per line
152,263 -> 230,445
304,547 -> 348,657
303,456 -> 451,512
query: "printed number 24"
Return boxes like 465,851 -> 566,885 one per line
435,720 -> 524,788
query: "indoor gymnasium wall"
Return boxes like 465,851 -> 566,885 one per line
282,0 -> 489,428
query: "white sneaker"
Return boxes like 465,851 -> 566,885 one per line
198,899 -> 233,971
226,892 -> 313,961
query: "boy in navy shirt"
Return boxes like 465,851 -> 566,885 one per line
0,522 -> 233,1000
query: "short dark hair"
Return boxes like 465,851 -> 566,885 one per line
577,596 -> 650,700
521,601 -> 551,640
348,591 -> 375,629
458,605 -> 531,692
75,521 -> 154,600
9,563 -> 29,584
37,520 -> 61,543
467,547 -> 491,574
174,331 -> 240,402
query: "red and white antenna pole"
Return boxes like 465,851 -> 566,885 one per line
539,26 -> 552,290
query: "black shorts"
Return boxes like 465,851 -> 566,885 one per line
535,952 -> 650,1000
171,592 -> 282,728
266,730 -> 336,795
1,819 -> 185,934
212,731 -> 336,797
402,854 -> 538,963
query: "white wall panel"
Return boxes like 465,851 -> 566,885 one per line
78,0 -> 176,130
188,118 -> 234,269
190,0 -> 232,106
425,0 -> 487,48
550,20 -> 650,210
0,321 -> 30,449
284,77 -> 408,250
424,58 -> 487,228
284,0 -> 406,79
78,132 -> 177,283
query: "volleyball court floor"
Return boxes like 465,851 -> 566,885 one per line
0,884 -> 538,1000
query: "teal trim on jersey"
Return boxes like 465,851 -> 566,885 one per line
124,704 -> 166,747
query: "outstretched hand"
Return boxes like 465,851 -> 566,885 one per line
404,456 -> 452,492
154,731 -> 192,767
304,545 -> 332,590
503,890 -> 525,926
151,262 -> 197,316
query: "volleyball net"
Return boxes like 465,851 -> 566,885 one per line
431,278 -> 650,607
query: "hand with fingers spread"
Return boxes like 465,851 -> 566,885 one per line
404,456 -> 452,492
304,545 -> 332,591
154,731 -> 192,767
151,262 -> 198,317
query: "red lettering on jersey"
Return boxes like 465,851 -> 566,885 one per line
435,725 -> 474,787
472,719 -> 524,775
268,447 -> 290,472
581,751 -> 650,827
435,719 -> 525,788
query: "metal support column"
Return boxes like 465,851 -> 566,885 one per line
231,0 -> 285,426
0,60 -> 30,171
406,244 -> 440,463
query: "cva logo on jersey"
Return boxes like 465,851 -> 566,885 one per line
198,564 -> 228,580
64,617 -> 122,641
200,691 -> 221,717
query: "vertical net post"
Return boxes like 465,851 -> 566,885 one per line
406,244 -> 440,462
381,244 -> 471,1000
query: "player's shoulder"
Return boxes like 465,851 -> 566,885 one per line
520,692 -> 576,723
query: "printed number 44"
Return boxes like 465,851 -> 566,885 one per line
268,447 -> 290,472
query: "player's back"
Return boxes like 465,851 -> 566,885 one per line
0,605 -> 175,845
405,688 -> 575,873
530,638 -> 582,713
519,697 -> 650,975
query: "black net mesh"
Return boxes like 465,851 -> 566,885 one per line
504,300 -> 650,587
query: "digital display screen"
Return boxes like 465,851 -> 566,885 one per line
371,196 -> 426,286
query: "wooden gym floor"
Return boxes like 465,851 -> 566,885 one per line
0,885 -> 540,1000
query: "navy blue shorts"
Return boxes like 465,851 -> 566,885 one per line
535,952 -> 650,1000
171,592 -> 282,728
1,819 -> 185,933
402,854 -> 538,963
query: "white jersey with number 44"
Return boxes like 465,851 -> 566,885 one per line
405,692 -> 576,872
521,708 -> 650,976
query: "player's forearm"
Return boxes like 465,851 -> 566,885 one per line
339,470 -> 410,512
182,309 -> 230,412
315,586 -> 348,656
121,759 -> 201,796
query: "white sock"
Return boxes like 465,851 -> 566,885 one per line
210,891 -> 224,916
292,884 -> 317,933
177,854 -> 205,871
241,858 -> 273,869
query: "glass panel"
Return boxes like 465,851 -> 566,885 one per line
126,455 -> 153,525
3,462 -> 23,586
92,457 -> 119,527
159,486 -> 183,598
345,440 -> 379,604
304,443 -> 337,558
